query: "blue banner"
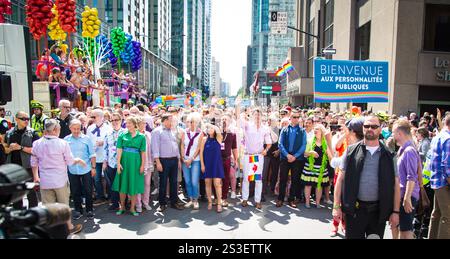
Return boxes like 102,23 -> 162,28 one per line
314,59 -> 389,103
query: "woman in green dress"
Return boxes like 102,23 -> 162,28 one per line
113,116 -> 147,216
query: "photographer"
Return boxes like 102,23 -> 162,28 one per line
4,111 -> 40,209
30,119 -> 86,235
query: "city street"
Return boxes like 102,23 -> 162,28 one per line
73,195 -> 391,239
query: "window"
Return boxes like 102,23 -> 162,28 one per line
324,0 -> 334,49
307,18 -> 315,77
424,4 -> 450,52
355,21 -> 371,60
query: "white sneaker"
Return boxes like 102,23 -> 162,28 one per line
151,188 -> 158,195
144,204 -> 152,211
136,206 -> 142,213
230,192 -> 237,199
184,201 -> 193,208
325,200 -> 333,205
193,201 -> 199,210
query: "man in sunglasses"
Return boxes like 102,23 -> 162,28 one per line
4,111 -> 41,209
57,99 -> 74,139
333,115 -> 400,239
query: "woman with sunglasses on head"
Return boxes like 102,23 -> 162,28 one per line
180,113 -> 203,210
200,124 -> 224,213
302,124 -> 334,209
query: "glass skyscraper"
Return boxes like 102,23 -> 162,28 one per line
267,0 -> 297,70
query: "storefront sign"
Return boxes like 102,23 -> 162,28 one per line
314,59 -> 389,103
434,57 -> 450,82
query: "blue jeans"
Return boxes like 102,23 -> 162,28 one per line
69,173 -> 93,212
158,158 -> 179,206
105,166 -> 120,207
182,161 -> 201,200
94,163 -> 105,200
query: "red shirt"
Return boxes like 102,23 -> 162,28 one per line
221,132 -> 237,158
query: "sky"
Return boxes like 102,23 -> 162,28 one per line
211,0 -> 252,96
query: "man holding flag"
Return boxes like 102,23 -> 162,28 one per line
237,98 -> 272,209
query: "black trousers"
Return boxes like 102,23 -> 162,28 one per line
68,173 -> 93,213
278,159 -> 304,202
269,156 -> 281,192
345,208 -> 387,239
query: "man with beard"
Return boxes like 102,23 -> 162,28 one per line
332,116 -> 400,239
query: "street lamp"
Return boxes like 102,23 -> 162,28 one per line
159,34 -> 185,62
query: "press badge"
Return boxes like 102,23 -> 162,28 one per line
221,142 -> 225,150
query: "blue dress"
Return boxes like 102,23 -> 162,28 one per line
203,137 -> 224,179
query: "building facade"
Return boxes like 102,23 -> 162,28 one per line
266,0 -> 297,70
288,0 -> 450,115
171,0 -> 210,96
210,57 -> 221,97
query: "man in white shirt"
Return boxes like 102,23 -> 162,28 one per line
87,109 -> 112,204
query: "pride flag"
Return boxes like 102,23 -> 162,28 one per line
248,174 -> 262,182
248,155 -> 259,163
275,61 -> 295,77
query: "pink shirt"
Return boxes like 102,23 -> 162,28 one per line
242,121 -> 272,154
31,135 -> 75,189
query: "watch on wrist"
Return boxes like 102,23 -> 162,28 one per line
392,211 -> 400,214
333,204 -> 341,210
20,145 -> 24,151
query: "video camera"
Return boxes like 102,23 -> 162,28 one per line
0,164 -> 71,239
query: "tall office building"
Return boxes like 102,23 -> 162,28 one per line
148,0 -> 171,61
210,57 -> 221,97
171,0 -> 211,94
266,0 -> 297,70
249,0 -> 270,75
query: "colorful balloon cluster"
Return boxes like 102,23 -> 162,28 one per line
83,37 -> 97,61
0,0 -> 12,23
120,33 -> 134,64
25,0 -> 53,40
55,0 -> 77,33
81,6 -> 101,38
96,34 -> 117,67
110,27 -> 127,59
47,4 -> 66,41
131,41 -> 142,72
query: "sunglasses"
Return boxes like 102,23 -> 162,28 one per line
18,117 -> 30,121
292,116 -> 300,119
90,116 -> 96,119
363,125 -> 380,130
111,119 -> 121,122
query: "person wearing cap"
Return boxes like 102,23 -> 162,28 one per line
30,100 -> 49,138
31,118 -> 87,235
4,111 -> 41,209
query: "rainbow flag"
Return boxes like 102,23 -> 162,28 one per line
248,155 -> 259,163
275,62 -> 295,77
248,174 -> 262,182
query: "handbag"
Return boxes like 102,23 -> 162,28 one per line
415,158 -> 430,215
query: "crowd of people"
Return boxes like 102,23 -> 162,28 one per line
35,43 -> 146,111
0,97 -> 448,239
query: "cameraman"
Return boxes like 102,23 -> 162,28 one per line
30,119 -> 86,235
4,111 -> 40,209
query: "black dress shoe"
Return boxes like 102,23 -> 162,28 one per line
157,205 -> 167,212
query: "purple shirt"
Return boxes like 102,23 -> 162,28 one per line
30,135 -> 75,189
151,126 -> 180,159
397,141 -> 421,200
